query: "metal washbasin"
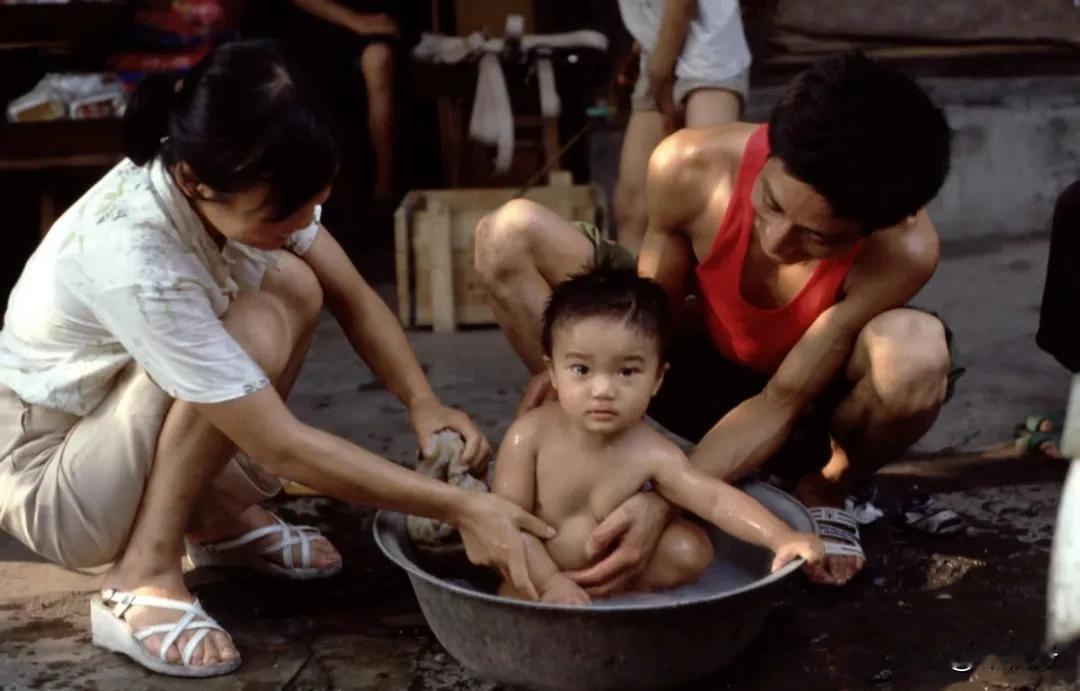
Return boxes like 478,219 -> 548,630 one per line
373,481 -> 813,691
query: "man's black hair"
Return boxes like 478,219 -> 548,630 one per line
768,52 -> 951,233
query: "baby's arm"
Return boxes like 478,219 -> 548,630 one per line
649,447 -> 824,570
492,412 -> 590,604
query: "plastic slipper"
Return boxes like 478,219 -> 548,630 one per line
185,513 -> 341,580
91,589 -> 240,677
1015,411 -> 1066,460
808,506 -> 866,562
904,508 -> 965,535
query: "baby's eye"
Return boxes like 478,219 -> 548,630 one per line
619,367 -> 641,377
569,364 -> 589,376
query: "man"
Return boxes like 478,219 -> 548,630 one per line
474,53 -> 953,588
615,0 -> 751,252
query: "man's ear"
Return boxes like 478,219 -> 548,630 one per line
651,361 -> 670,398
544,355 -> 557,391
172,162 -> 216,201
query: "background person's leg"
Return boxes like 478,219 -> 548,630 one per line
613,111 -> 666,254
683,87 -> 742,128
359,42 -> 396,204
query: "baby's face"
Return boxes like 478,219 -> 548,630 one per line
547,316 -> 665,434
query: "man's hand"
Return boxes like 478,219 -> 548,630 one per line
409,397 -> 492,472
456,493 -> 556,601
515,372 -> 558,419
350,12 -> 399,36
565,492 -> 674,596
540,574 -> 592,606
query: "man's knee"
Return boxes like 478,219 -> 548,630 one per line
224,292 -> 293,378
474,199 -> 544,285
262,251 -> 323,329
858,309 -> 950,419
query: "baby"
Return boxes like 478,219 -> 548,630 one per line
492,266 -> 824,605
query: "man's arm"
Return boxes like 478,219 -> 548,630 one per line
648,0 -> 696,132
690,212 -> 940,479
303,229 -> 491,464
637,133 -> 709,314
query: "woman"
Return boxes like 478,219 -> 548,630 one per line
0,40 -> 550,677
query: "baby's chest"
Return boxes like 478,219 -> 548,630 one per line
535,449 -> 649,521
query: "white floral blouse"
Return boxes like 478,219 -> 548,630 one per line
0,158 -> 321,415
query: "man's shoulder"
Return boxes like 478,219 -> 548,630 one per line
847,211 -> 940,297
650,121 -> 758,183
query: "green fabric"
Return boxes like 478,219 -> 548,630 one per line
573,221 -> 636,271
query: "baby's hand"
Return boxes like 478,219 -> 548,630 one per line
540,575 -> 592,606
770,532 -> 825,572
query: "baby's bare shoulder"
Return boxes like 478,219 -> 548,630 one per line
622,424 -> 688,469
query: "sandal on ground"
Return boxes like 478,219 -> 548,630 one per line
1014,411 -> 1065,460
91,588 -> 240,677
185,513 -> 342,580
808,506 -> 866,563
904,507 -> 965,535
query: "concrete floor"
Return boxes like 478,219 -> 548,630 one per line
1,231 -> 1079,690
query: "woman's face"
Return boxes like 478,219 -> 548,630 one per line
174,163 -> 331,249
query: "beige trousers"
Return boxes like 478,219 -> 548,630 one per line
0,363 -> 280,568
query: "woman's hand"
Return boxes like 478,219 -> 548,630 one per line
565,492 -> 675,597
409,397 -> 492,472
455,493 -> 556,601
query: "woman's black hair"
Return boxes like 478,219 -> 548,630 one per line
124,38 -> 339,220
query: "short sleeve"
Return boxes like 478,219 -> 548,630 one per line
90,279 -> 270,403
284,204 -> 323,256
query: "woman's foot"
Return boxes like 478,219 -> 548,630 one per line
1015,412 -> 1065,460
97,575 -> 238,668
187,504 -> 342,574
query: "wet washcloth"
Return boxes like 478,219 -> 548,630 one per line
407,430 -> 487,545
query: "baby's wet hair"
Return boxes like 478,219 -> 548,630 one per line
541,263 -> 671,357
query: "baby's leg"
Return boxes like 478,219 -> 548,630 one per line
634,519 -> 714,591
497,580 -> 529,600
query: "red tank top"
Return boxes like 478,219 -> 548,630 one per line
694,125 -> 863,374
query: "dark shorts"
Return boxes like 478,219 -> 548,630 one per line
646,316 -> 960,482
572,221 -> 961,480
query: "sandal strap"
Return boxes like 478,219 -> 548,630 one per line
200,514 -> 325,570
823,540 -> 865,559
809,507 -> 859,532
817,524 -> 860,545
808,507 -> 865,560
102,589 -> 226,663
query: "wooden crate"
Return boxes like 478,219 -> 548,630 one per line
395,176 -> 607,332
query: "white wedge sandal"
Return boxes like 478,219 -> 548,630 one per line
185,513 -> 342,580
91,588 -> 241,677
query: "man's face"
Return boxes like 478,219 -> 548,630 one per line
546,316 -> 665,435
749,158 -> 865,263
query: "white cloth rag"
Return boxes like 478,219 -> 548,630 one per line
407,430 -> 488,545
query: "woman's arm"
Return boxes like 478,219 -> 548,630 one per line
194,385 -> 550,598
289,0 -> 398,36
302,229 -> 491,464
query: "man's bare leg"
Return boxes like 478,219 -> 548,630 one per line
102,258 -> 330,666
683,88 -> 741,129
360,42 -> 395,203
796,308 -> 950,584
475,199 -> 596,373
613,111 -> 666,254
